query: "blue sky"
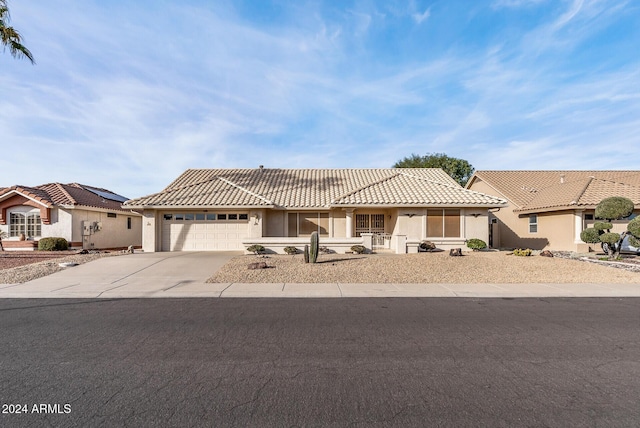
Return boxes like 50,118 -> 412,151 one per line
2,0 -> 639,198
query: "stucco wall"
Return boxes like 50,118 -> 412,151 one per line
72,209 -> 142,249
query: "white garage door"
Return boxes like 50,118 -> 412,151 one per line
162,213 -> 249,251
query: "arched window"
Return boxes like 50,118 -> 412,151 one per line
9,212 -> 42,238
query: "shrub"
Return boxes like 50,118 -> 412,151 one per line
593,221 -> 613,231
283,246 -> 298,255
580,228 -> 601,244
628,217 -> 640,238
629,235 -> 640,248
595,197 -> 634,220
512,248 -> 532,257
38,237 -> 68,251
600,232 -> 622,245
351,245 -> 366,254
246,244 -> 265,255
466,238 -> 487,251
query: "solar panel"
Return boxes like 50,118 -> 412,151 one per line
85,187 -> 129,203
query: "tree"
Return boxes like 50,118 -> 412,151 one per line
580,196 -> 637,259
393,153 -> 474,187
1,0 -> 34,64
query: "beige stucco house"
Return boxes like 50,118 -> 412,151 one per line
0,183 -> 142,250
466,171 -> 640,252
124,168 -> 507,254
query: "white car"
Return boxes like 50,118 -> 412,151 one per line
601,233 -> 640,255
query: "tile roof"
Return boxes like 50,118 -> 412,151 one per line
0,183 -> 132,213
469,171 -> 640,213
125,168 -> 507,208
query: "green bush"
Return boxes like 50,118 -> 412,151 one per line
595,197 -> 634,220
466,238 -> 487,251
246,244 -> 265,254
600,232 -> 622,245
580,227 -> 602,244
628,217 -> 640,238
629,235 -> 640,248
38,237 -> 69,251
593,221 -> 613,231
512,248 -> 532,257
283,246 -> 298,255
351,245 -> 366,254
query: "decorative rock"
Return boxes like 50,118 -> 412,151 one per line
540,250 -> 554,257
419,240 -> 437,251
248,262 -> 268,270
449,248 -> 463,257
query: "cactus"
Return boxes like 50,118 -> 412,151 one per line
304,245 -> 310,263
310,231 -> 319,263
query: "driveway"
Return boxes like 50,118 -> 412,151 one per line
0,252 -> 240,298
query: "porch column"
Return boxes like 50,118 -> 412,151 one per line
574,210 -> 584,243
345,209 -> 354,238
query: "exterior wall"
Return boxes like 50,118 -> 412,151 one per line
142,210 -> 158,252
72,209 -> 142,250
332,209 -> 347,238
463,209 -> 489,244
468,178 -> 549,250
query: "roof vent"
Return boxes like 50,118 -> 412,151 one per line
259,165 -> 264,171
560,174 -> 565,184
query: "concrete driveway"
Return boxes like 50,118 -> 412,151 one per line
0,252 -> 240,298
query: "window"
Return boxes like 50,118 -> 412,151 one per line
195,213 -> 205,221
355,214 -> 384,237
206,213 -> 216,221
9,212 -> 42,238
529,214 -> 538,233
163,214 -> 173,220
218,214 -> 227,220
427,209 -> 460,238
239,214 -> 248,220
107,213 -> 117,218
584,214 -> 594,221
228,214 -> 238,220
288,212 -> 329,237
127,217 -> 132,229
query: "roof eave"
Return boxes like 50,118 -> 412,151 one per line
123,204 -> 276,210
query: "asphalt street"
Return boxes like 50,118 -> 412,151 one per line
1,298 -> 639,427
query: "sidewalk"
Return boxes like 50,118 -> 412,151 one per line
1,280 -> 639,298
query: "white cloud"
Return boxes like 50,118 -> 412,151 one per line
412,8 -> 431,24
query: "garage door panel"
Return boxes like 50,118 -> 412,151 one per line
162,219 -> 248,251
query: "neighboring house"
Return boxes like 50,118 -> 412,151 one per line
124,168 -> 507,254
0,183 -> 142,250
466,171 -> 640,252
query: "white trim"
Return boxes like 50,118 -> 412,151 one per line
0,190 -> 49,207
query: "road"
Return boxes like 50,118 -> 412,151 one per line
1,298 -> 639,427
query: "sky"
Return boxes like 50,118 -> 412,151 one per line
1,0 -> 639,198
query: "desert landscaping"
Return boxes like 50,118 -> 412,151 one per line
208,251 -> 640,284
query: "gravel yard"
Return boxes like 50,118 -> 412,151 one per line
0,251 -> 119,284
208,251 -> 640,284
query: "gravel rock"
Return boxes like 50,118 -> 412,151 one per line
208,252 -> 640,284
0,252 -> 119,284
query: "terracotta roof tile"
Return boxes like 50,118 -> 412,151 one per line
470,171 -> 640,213
125,168 -> 506,208
0,183 -> 132,212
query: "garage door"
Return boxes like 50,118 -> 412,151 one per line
162,213 -> 249,251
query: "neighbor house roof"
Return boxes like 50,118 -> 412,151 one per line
0,183 -> 133,213
125,168 -> 507,209
467,171 -> 640,213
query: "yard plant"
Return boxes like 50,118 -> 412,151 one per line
466,238 -> 487,251
580,197 -> 640,259
37,237 -> 68,251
